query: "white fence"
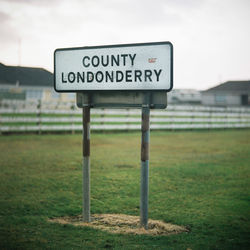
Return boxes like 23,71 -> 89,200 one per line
0,100 -> 250,133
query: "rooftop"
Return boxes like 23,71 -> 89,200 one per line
0,63 -> 53,87
203,81 -> 250,92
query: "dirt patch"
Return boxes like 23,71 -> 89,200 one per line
48,214 -> 189,236
115,164 -> 135,169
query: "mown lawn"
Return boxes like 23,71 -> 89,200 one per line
0,130 -> 249,249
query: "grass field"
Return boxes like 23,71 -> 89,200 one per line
0,130 -> 249,249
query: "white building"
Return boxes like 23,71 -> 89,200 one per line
168,89 -> 201,105
0,62 -> 74,102
201,81 -> 250,106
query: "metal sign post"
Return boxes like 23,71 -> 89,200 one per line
140,93 -> 151,229
82,105 -> 90,222
54,41 -> 173,229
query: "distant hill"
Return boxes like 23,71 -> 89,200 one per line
0,63 -> 53,87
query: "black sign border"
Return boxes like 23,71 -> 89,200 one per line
54,41 -> 173,93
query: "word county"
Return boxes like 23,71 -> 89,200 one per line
61,54 -> 162,84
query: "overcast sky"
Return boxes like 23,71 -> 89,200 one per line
0,0 -> 249,90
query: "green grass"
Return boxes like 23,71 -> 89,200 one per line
0,130 -> 249,249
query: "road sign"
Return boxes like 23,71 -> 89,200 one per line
54,41 -> 173,92
54,41 -> 174,229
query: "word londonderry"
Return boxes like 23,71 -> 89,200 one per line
61,54 -> 163,84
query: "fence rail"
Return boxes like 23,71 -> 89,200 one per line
1,102 -> 250,133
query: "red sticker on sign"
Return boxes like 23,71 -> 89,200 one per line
148,58 -> 157,63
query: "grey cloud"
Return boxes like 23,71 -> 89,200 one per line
0,11 -> 19,45
97,0 -> 205,28
101,0 -> 183,28
0,0 -> 63,7
0,10 -> 10,22
164,0 -> 205,9
0,25 -> 19,45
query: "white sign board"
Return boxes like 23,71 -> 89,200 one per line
54,42 -> 173,92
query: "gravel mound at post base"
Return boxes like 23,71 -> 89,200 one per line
48,214 -> 189,236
